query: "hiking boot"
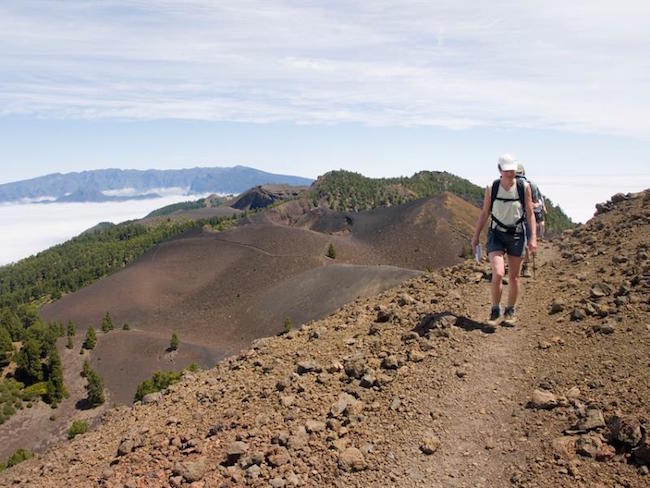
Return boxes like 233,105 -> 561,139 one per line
486,306 -> 501,326
521,265 -> 532,278
502,306 -> 517,327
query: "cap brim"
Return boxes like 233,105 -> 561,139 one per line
500,163 -> 517,171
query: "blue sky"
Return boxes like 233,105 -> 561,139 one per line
1,0 -> 649,223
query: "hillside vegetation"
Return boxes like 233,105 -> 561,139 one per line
0,213 -> 240,425
312,170 -> 573,232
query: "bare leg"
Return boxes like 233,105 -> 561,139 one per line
489,251 -> 505,306
507,255 -> 524,306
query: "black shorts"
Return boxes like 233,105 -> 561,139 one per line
535,212 -> 544,222
487,228 -> 526,257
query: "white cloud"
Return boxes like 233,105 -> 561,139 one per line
0,1 -> 648,135
0,194 -> 205,265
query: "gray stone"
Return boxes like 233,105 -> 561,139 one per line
117,439 -> 135,457
296,361 -> 322,375
550,299 -> 566,314
270,477 -> 287,488
381,355 -> 400,370
607,415 -> 643,447
590,283 -> 612,299
142,392 -> 163,404
575,435 -> 615,461
574,409 -> 606,432
267,447 -> 291,467
570,308 -> 586,321
305,420 -> 326,433
420,435 -> 440,455
339,447 -> 367,472
360,373 -> 376,388
529,389 -> 558,410
172,458 -> 206,483
225,441 -> 248,464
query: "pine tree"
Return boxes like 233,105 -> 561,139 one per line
169,333 -> 179,351
84,327 -> 96,350
0,309 -> 22,341
81,359 -> 92,378
0,326 -> 13,366
283,317 -> 293,334
327,242 -> 337,259
122,322 -> 130,331
66,335 -> 74,349
66,320 -> 75,337
85,368 -> 105,406
16,338 -> 43,383
45,348 -> 65,406
101,312 -> 113,333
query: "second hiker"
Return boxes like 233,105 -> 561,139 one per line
470,154 -> 537,327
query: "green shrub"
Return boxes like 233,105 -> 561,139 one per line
283,317 -> 293,334
169,333 -> 179,351
327,243 -> 336,259
6,448 -> 33,468
187,363 -> 200,373
101,312 -> 113,333
22,381 -> 47,400
85,369 -> 105,407
134,370 -> 181,402
122,322 -> 130,331
83,327 -> 96,350
67,420 -> 89,439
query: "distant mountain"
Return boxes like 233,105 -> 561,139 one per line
0,166 -> 313,203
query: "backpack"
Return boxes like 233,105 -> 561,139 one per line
489,178 -> 526,234
528,181 -> 543,215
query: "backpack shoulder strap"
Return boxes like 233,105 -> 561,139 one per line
516,178 -> 526,210
489,179 -> 500,214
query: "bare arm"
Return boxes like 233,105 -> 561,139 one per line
525,184 -> 537,253
471,186 -> 491,249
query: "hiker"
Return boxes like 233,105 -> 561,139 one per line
470,154 -> 537,326
515,163 -> 543,277
536,194 -> 547,239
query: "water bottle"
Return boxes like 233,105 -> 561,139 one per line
474,244 -> 482,263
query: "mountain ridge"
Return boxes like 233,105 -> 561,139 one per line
0,166 -> 313,203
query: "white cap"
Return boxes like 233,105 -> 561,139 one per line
498,154 -> 518,172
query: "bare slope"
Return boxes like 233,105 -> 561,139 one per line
39,193 -> 475,405
3,190 -> 647,487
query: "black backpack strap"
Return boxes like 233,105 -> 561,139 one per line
489,179 -> 500,214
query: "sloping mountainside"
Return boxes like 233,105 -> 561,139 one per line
312,170 -> 574,233
0,166 -> 312,203
38,192 -> 476,406
1,189 -> 647,487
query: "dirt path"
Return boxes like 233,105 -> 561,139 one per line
394,242 -> 557,487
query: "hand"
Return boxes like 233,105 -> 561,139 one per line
470,236 -> 478,250
527,237 -> 537,254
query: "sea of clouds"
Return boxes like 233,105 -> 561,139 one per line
0,193 -> 208,266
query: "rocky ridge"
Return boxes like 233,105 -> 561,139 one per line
1,190 -> 648,487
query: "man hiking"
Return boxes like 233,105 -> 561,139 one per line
470,154 -> 537,327
516,163 -> 543,277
